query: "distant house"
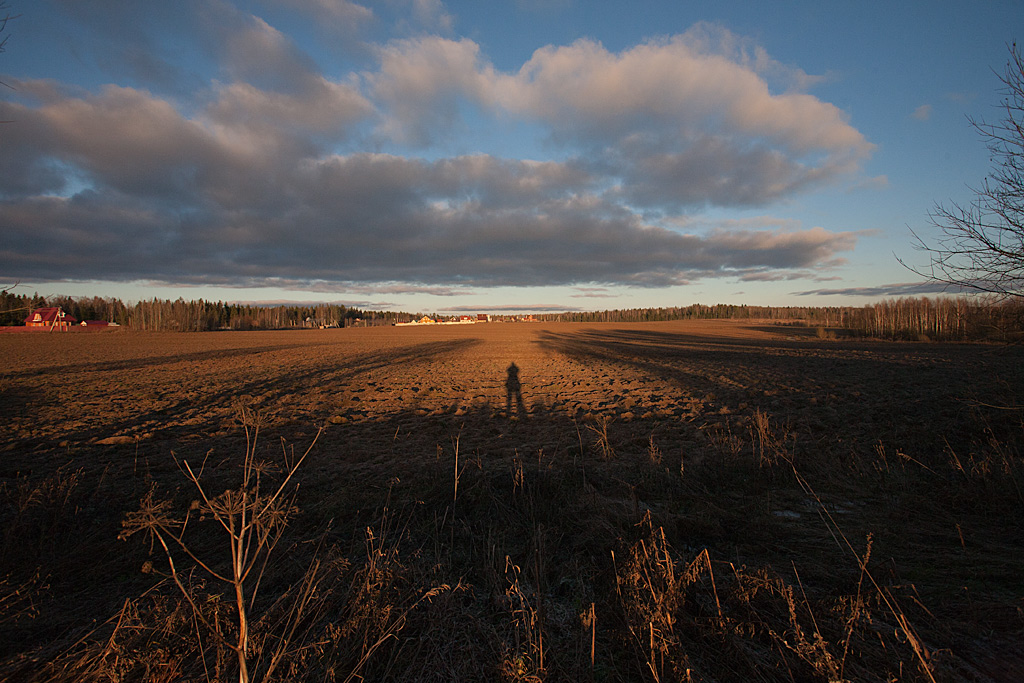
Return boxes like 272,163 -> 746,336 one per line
25,307 -> 77,331
81,320 -> 119,329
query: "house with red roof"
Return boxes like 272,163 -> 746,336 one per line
25,307 -> 77,331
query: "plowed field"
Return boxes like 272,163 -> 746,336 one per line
2,320 -> 1023,681
4,320 -> 1011,460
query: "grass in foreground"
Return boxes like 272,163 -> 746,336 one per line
2,390 -> 1022,682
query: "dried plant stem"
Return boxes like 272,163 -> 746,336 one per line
121,409 -> 323,683
791,465 -> 938,683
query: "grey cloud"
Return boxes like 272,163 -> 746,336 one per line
0,87 -> 216,202
0,192 -> 186,280
178,278 -> 465,298
224,299 -> 386,308
267,0 -> 373,30
1,176 -> 862,290
793,282 -> 970,297
111,45 -> 201,96
740,271 -> 809,282
703,227 -> 857,269
1,18 -> 871,294
606,136 -> 825,210
218,15 -> 321,92
0,81 -> 860,291
446,303 -> 581,312
0,79 -> 370,215
197,0 -> 370,115
205,78 -> 372,143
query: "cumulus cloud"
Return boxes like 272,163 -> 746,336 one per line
494,30 -> 856,153
371,28 -> 871,208
369,36 -> 495,144
0,8 -> 875,293
912,104 -> 932,121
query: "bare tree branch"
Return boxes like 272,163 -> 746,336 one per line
905,42 -> 1024,300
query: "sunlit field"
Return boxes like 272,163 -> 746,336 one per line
2,320 -> 1022,681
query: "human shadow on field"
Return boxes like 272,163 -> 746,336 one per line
505,362 -> 527,417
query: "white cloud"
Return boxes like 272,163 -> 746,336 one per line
912,104 -> 932,121
370,28 -> 872,206
369,36 -> 494,144
495,32 -> 868,156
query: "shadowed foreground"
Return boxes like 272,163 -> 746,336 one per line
1,321 -> 1022,681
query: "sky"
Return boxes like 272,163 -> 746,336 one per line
1,1 -> 1021,314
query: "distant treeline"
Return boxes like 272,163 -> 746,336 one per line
539,298 -> 1024,341
842,297 -> 1023,341
538,303 -> 848,324
0,292 -> 408,331
2,290 -> 1021,340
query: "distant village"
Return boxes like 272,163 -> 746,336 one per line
395,314 -> 538,326
10,305 -> 540,332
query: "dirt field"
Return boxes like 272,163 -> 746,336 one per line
3,319 -> 1009,457
2,320 -> 1023,681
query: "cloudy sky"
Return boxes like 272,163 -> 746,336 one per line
1,1 -> 1021,312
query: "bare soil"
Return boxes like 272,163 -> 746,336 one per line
2,320 -> 1022,681
4,320 -> 1008,455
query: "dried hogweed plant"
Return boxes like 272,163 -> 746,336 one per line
120,407 -> 322,683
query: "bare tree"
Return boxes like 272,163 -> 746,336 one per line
0,2 -> 14,93
0,2 -> 13,60
906,43 -> 1024,300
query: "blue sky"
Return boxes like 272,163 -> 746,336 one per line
1,0 -> 1020,313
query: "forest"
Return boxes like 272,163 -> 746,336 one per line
0,291 -> 402,331
2,288 -> 1022,341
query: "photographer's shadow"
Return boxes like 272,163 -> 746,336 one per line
505,362 -> 527,417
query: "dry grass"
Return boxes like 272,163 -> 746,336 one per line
1,321 -> 1022,681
